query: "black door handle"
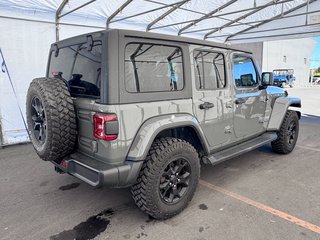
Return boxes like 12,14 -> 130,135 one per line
199,102 -> 214,110
235,98 -> 246,104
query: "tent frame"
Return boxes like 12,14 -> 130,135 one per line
226,0 -> 318,41
51,0 -> 319,42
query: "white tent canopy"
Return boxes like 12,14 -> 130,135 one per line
1,0 -> 319,43
0,0 -> 319,146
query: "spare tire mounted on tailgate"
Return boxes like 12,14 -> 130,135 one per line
26,78 -> 77,162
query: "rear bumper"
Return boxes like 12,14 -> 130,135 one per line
53,152 -> 143,188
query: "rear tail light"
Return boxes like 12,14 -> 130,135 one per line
93,113 -> 118,141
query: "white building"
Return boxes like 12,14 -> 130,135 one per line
262,38 -> 317,86
235,38 -> 317,86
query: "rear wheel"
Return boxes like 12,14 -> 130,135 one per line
26,78 -> 77,162
131,137 -> 200,220
271,110 -> 299,154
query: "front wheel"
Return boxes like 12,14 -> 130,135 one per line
131,137 -> 200,220
271,110 -> 299,154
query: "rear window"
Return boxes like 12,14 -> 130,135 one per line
48,41 -> 102,98
125,43 -> 184,92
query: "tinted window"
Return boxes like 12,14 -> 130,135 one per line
233,55 -> 258,87
49,41 -> 102,97
194,50 -> 226,90
125,43 -> 184,92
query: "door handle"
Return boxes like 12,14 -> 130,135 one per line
199,102 -> 214,110
235,98 -> 246,105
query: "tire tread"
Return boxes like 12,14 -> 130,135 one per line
26,78 -> 77,162
131,137 -> 199,220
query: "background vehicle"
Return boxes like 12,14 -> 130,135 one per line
312,73 -> 320,84
273,69 -> 295,88
26,29 -> 301,220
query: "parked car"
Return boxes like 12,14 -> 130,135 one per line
312,73 -> 320,84
26,29 -> 301,220
273,69 -> 295,88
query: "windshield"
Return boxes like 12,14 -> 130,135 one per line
48,41 -> 102,98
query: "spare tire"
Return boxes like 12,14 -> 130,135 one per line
26,78 -> 77,162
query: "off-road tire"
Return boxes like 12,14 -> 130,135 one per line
131,137 -> 200,220
271,110 -> 299,154
26,78 -> 77,162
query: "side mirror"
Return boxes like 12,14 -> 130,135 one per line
261,72 -> 273,87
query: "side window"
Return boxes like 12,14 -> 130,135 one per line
125,43 -> 184,92
233,55 -> 258,87
194,50 -> 226,90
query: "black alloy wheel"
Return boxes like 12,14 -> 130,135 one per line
159,158 -> 191,204
31,96 -> 47,144
131,137 -> 200,220
271,110 -> 299,154
287,120 -> 297,146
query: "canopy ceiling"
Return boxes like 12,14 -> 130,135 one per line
0,0 -> 319,43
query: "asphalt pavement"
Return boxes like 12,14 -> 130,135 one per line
0,87 -> 319,240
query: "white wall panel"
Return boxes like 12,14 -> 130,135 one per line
0,18 -> 54,144
0,17 -> 103,145
262,38 -> 317,86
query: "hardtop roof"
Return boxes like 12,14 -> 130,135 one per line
55,29 -> 252,54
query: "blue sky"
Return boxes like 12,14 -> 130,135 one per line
310,37 -> 320,69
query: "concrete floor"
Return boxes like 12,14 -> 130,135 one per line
1,88 -> 320,240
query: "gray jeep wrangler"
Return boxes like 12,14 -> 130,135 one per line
26,29 -> 301,220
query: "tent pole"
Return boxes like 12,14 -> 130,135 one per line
55,0 -> 69,42
109,0 -> 187,25
204,0 -> 284,39
0,15 -> 105,29
59,0 -> 96,18
228,30 -> 320,42
206,22 -> 320,38
146,0 -> 190,31
56,0 -> 97,41
190,9 -> 320,35
225,0 -> 317,42
178,0 -> 238,35
106,0 -> 133,29
305,0 -> 310,25
149,0 -> 294,31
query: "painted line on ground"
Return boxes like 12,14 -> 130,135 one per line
199,179 -> 320,235
296,145 -> 320,152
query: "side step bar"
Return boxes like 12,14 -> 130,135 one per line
206,133 -> 277,166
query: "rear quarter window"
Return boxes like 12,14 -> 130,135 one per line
124,43 -> 184,93
194,50 -> 226,90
